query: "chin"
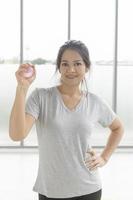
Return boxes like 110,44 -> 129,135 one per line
65,81 -> 80,87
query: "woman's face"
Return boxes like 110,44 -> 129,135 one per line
59,49 -> 88,87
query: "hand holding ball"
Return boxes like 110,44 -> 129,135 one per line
23,66 -> 34,78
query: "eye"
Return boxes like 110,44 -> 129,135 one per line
62,62 -> 68,67
75,62 -> 82,66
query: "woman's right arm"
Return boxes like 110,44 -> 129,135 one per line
9,63 -> 36,141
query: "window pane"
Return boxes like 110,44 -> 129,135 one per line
71,0 -> 115,145
117,66 -> 133,146
0,65 -> 20,146
117,0 -> 133,146
23,0 -> 67,145
0,0 -> 20,62
71,0 -> 115,61
0,0 -> 20,146
23,0 -> 68,62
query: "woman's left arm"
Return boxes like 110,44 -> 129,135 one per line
100,117 -> 124,161
85,117 -> 124,171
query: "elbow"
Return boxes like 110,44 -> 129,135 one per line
9,134 -> 20,142
114,125 -> 125,135
119,122 -> 125,135
9,130 -> 25,142
9,136 -> 21,142
109,117 -> 125,135
117,125 -> 125,143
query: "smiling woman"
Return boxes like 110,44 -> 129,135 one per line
55,40 -> 90,95
60,50 -> 87,84
9,40 -> 124,200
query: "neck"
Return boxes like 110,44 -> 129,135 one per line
57,84 -> 81,97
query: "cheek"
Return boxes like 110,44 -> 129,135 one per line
60,71 -> 66,77
79,70 -> 86,78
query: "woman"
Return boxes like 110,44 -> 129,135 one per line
9,40 -> 124,200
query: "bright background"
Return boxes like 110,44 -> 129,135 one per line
0,1 -> 133,199
0,0 -> 132,147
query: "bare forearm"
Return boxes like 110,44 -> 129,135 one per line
100,127 -> 124,162
9,85 -> 29,141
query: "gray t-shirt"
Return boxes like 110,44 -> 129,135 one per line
25,86 -> 117,198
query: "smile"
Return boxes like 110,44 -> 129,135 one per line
66,76 -> 78,79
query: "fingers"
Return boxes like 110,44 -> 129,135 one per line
90,163 -> 100,171
17,63 -> 36,77
85,148 -> 107,171
15,68 -> 27,79
85,155 -> 106,171
18,63 -> 35,74
85,157 -> 99,171
88,159 -> 99,170
85,155 -> 96,163
85,155 -> 97,165
15,63 -> 36,87
85,149 -> 100,171
85,149 -> 97,162
87,149 -> 96,156
19,63 -> 34,69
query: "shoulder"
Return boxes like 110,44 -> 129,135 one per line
34,86 -> 53,93
86,91 -> 111,109
86,90 -> 103,103
34,86 -> 56,97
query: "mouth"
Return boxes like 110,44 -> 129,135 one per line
66,75 -> 78,79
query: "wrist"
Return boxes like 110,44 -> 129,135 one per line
16,84 -> 29,95
100,154 -> 109,163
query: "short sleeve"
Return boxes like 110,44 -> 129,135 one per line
96,96 -> 117,127
25,88 -> 40,120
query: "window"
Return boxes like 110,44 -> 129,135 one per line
0,0 -> 132,147
23,0 -> 68,145
117,0 -> 133,146
71,0 -> 115,145
0,0 -> 20,146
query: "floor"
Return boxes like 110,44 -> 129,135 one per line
0,149 -> 132,200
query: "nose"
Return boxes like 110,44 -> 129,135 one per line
67,64 -> 76,72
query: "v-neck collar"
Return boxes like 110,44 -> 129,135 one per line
55,86 -> 85,112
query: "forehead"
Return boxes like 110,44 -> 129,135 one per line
61,49 -> 83,61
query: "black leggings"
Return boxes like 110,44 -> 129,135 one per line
38,189 -> 102,200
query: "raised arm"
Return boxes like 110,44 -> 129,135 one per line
9,63 -> 36,141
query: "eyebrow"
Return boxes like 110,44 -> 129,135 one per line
61,60 -> 83,62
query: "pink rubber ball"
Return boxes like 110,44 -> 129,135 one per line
23,66 -> 34,78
